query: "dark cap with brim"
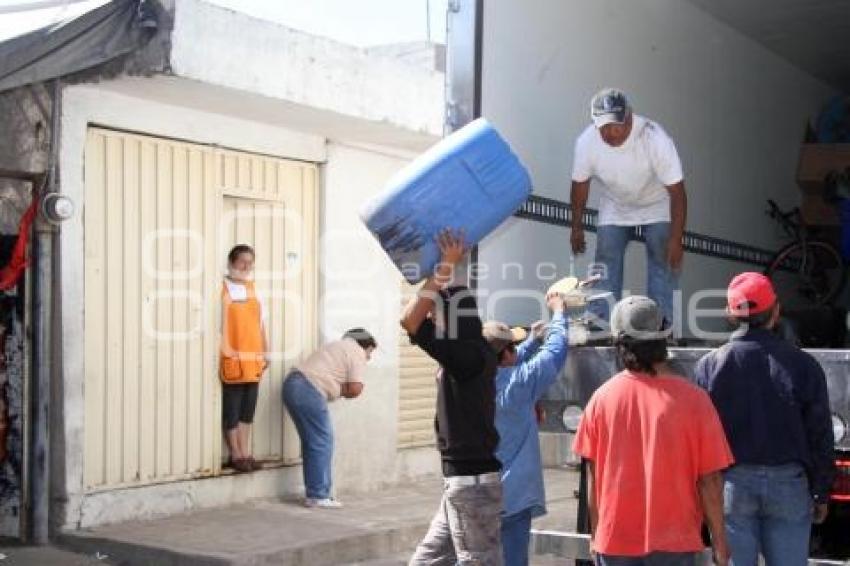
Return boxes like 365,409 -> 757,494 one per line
610,296 -> 670,341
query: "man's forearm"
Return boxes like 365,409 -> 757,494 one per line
697,471 -> 726,547
399,264 -> 452,335
668,181 -> 687,240
400,281 -> 437,335
570,181 -> 589,229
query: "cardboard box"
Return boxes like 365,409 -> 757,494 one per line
800,193 -> 840,226
797,143 -> 850,193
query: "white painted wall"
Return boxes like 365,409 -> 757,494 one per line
476,0 -> 836,328
170,0 -> 444,140
320,142 -> 441,495
58,83 -> 439,529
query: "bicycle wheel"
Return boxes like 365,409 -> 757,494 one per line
765,240 -> 847,309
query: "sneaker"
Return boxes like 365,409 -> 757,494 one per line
304,497 -> 343,509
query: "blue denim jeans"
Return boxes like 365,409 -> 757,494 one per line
501,508 -> 533,566
589,222 -> 679,326
596,552 -> 700,566
723,464 -> 813,566
282,371 -> 333,499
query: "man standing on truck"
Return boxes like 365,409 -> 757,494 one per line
402,229 -> 504,566
573,296 -> 733,566
569,88 -> 687,331
695,272 -> 835,566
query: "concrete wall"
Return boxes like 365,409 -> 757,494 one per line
56,82 -> 439,529
476,0 -> 836,328
0,86 -> 49,232
320,142 -> 440,495
367,42 -> 447,73
170,0 -> 444,140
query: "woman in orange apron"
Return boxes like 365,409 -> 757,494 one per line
220,244 -> 268,473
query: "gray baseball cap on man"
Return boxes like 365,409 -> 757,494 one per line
610,296 -> 670,341
591,88 -> 630,128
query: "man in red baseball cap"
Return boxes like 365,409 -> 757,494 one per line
694,272 -> 835,566
726,272 -> 777,318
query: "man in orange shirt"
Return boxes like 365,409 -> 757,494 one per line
573,296 -> 733,566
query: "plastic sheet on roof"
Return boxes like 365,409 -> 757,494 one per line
0,0 -> 157,92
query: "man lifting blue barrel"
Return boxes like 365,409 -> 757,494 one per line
360,115 -> 592,564
362,119 -> 532,564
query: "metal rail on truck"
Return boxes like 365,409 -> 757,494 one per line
538,347 -> 850,451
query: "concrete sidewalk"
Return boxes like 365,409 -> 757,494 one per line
56,467 -> 580,565
0,543 -> 108,565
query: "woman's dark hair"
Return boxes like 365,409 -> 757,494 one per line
227,244 -> 255,265
344,328 -> 377,351
615,336 -> 668,375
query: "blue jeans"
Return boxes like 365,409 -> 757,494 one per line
282,371 -> 333,499
596,552 -> 699,566
723,464 -> 813,566
590,222 -> 679,326
501,508 -> 533,566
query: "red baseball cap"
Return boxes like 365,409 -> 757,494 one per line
727,272 -> 777,316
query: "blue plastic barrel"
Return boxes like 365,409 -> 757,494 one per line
360,118 -> 532,283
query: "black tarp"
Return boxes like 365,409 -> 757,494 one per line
0,0 -> 158,92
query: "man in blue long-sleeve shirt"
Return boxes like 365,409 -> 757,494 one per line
694,272 -> 835,566
483,290 -> 575,566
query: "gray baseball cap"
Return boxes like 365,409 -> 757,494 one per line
610,296 -> 670,341
591,88 -> 630,128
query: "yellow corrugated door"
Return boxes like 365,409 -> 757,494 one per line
84,129 -> 220,489
218,149 -> 316,464
83,130 -> 316,490
397,283 -> 438,449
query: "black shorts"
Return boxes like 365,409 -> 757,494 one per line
222,382 -> 259,430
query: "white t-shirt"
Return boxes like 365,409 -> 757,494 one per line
571,114 -> 684,226
296,338 -> 368,401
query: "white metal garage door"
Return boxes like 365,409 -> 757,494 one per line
83,128 -> 317,489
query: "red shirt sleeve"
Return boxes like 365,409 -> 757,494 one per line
573,397 -> 598,460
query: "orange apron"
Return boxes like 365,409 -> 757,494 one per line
220,280 -> 265,383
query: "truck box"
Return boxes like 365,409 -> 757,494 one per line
798,144 -> 850,195
444,1 -> 850,561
